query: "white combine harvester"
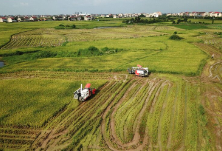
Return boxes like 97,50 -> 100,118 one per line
73,83 -> 96,101
128,64 -> 148,77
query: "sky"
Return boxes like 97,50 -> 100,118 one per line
0,0 -> 222,15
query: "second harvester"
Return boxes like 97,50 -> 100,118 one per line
128,64 -> 148,77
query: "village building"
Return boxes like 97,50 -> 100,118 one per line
17,17 -> 21,22
118,13 -> 123,18
113,15 -> 119,18
7,18 -> 12,23
210,12 -> 222,17
84,15 -> 92,21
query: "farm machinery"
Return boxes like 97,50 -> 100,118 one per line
128,64 -> 148,77
74,83 -> 96,101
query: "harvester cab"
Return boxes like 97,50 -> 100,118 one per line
74,83 -> 96,101
128,64 -> 148,77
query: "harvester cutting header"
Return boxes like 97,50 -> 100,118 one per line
74,83 -> 96,101
128,64 -> 148,77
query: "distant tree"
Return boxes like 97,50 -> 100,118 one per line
177,19 -> 181,24
169,34 -> 183,40
14,16 -> 18,21
135,16 -> 141,23
139,14 -> 145,17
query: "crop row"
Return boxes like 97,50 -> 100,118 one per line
0,71 -> 116,81
29,77 -> 210,150
2,35 -> 66,49
1,75 -> 215,150
101,77 -> 210,151
1,26 -> 173,49
31,80 -> 124,150
0,127 -> 40,150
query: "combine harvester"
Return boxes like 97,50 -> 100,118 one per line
74,83 -> 96,101
128,64 -> 149,77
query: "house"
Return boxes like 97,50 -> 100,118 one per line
118,13 -> 123,18
70,15 -> 77,21
178,12 -> 185,16
7,18 -> 12,23
210,12 -> 222,17
24,16 -> 30,21
145,13 -> 150,17
113,15 -> 119,18
17,17 -> 21,22
84,15 -> 92,21
166,13 -> 172,16
32,16 -> 38,21
57,15 -> 66,20
196,12 -> 207,17
0,17 -> 6,22
0,18 -> 3,22
29,17 -> 34,21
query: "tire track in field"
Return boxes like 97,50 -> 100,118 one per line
31,81 -> 119,150
51,81 -> 116,131
122,83 -> 144,143
166,83 -> 179,150
121,78 -> 148,143
157,81 -> 172,151
209,62 -> 222,83
101,78 -> 152,150
204,99 -> 222,150
148,79 -> 168,149
179,82 -> 188,151
203,86 -> 222,151
101,78 -> 169,150
33,81 -> 112,146
109,78 -> 149,148
37,80 -> 129,150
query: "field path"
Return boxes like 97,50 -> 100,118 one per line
197,41 -> 222,150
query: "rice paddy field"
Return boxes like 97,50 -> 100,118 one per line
0,19 -> 222,150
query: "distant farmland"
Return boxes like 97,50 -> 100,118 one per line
0,19 -> 222,150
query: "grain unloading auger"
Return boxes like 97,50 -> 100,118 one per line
128,64 -> 148,77
73,83 -> 96,101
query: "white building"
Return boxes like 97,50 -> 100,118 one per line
17,17 -> 21,22
113,15 -> 119,18
7,18 -> 12,23
84,15 -> 92,21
